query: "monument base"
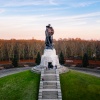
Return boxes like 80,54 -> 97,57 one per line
40,49 -> 60,68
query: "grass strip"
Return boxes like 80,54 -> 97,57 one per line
0,70 -> 40,100
60,70 -> 100,100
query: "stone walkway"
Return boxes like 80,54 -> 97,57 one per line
73,70 -> 100,78
69,67 -> 100,78
0,67 -> 31,78
38,69 -> 62,100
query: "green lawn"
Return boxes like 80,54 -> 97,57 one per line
1,69 -> 100,100
0,70 -> 40,100
60,70 -> 100,100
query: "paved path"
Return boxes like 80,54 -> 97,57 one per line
38,69 -> 62,100
69,67 -> 100,78
0,67 -> 31,78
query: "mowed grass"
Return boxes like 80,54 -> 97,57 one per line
0,70 -> 40,100
60,70 -> 100,100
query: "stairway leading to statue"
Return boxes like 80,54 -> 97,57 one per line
38,68 -> 62,100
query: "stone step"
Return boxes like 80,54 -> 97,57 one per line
41,74 -> 56,76
38,69 -> 62,100
43,75 -> 57,81
43,82 -> 57,85
32,66 -> 69,100
44,70 -> 56,74
43,82 -> 57,89
42,91 -> 58,99
39,89 -> 61,92
43,85 -> 57,89
39,99 -> 62,100
44,71 -> 56,74
41,81 -> 59,83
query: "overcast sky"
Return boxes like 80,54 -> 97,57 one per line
0,0 -> 100,40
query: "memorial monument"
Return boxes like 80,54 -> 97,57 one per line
40,24 -> 60,68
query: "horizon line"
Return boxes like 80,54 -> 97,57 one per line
0,37 -> 100,41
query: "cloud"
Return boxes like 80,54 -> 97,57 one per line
69,1 -> 97,7
0,0 -> 100,7
71,22 -> 87,26
0,0 -> 58,7
51,12 -> 100,21
0,9 -> 5,13
56,0 -> 100,8
0,11 -> 99,26
8,6 -> 69,13
96,20 -> 100,23
49,0 -> 58,5
0,11 -> 99,31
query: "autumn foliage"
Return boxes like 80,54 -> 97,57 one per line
0,38 -> 100,63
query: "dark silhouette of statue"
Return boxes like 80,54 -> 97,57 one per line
45,24 -> 54,49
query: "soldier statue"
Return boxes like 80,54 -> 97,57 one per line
45,24 -> 54,49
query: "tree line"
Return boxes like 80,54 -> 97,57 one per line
0,39 -> 44,61
54,38 -> 100,60
0,38 -> 100,61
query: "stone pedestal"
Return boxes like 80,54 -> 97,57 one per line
40,49 -> 60,67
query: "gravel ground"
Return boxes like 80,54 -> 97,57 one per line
0,67 -> 31,78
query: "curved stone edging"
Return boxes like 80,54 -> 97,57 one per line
31,65 -> 69,74
57,66 -> 69,74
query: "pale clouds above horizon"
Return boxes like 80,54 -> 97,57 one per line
0,0 -> 100,40
0,0 -> 100,7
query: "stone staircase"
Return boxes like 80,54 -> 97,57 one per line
38,69 -> 62,100
31,65 -> 69,100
